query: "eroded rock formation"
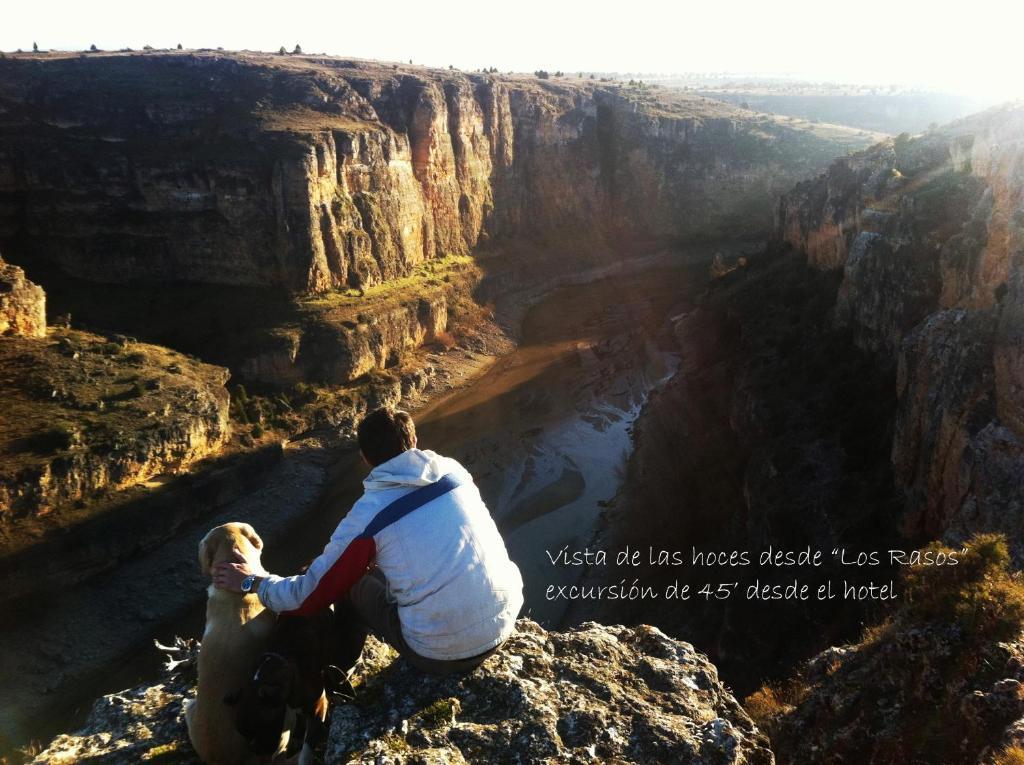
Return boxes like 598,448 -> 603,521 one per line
0,51 -> 874,297
0,328 -> 230,522
31,620 -> 774,765
0,254 -> 44,337
777,103 -> 1024,549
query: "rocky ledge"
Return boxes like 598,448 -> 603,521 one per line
0,328 -> 230,526
0,255 -> 45,338
31,619 -> 773,764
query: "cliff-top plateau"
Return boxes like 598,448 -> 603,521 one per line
5,45 -> 1023,765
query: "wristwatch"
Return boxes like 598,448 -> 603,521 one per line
241,574 -> 257,594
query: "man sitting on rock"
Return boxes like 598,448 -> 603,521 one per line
213,406 -> 524,675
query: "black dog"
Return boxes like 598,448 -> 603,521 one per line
225,609 -> 353,764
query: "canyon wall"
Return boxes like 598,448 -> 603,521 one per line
0,263 -> 231,523
0,254 -> 44,337
777,102 -> 1024,551
0,51 -> 868,297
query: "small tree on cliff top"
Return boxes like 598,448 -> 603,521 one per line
293,44 -> 302,54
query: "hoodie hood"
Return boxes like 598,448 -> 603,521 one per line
363,448 -> 460,491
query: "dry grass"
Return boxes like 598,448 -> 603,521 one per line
0,329 -> 226,476
902,533 -> 1024,641
992,747 -> 1024,765
744,679 -> 809,730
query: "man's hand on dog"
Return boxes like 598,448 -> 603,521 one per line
212,559 -> 265,593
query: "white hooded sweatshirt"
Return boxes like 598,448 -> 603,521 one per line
258,449 -> 524,660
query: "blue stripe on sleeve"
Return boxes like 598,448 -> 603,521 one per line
358,473 -> 466,539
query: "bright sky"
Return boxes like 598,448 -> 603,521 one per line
3,0 -> 1022,100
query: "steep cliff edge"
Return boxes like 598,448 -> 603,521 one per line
0,264 -> 230,527
776,102 -> 1024,549
570,103 -> 1024,762
30,620 -> 774,765
749,534 -> 1024,765
0,255 -> 44,337
0,50 -> 874,296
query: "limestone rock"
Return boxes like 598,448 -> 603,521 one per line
31,620 -> 774,765
0,255 -> 45,338
778,103 -> 1024,557
0,52 -> 876,296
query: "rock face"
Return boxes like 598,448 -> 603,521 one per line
31,619 -> 774,764
0,254 -> 44,337
777,102 -> 1024,548
752,534 -> 1024,765
0,329 -> 230,522
579,249 -> 901,691
0,51 -> 874,296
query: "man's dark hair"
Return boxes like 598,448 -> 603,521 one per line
357,407 -> 416,466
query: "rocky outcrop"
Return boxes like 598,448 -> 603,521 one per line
0,254 -> 44,337
777,102 -> 1024,547
579,249 -> 901,690
0,51 -> 875,297
751,534 -> 1024,765
31,620 -> 774,764
0,329 -> 230,523
238,258 -> 475,387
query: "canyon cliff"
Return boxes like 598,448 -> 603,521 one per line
578,102 -> 1024,764
0,255 -> 45,337
0,51 -> 871,297
0,264 -> 230,526
777,102 -> 1024,552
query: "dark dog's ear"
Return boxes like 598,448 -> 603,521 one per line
199,528 -> 218,576
257,683 -> 282,701
223,689 -> 242,705
239,523 -> 264,552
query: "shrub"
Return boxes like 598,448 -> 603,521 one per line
992,746 -> 1024,765
902,533 -> 1024,641
744,679 -> 808,731
293,44 -> 302,54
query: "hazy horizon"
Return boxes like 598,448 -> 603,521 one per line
3,0 -> 1022,102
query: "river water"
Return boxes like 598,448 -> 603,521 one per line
3,260 -> 692,754
305,263 -> 689,626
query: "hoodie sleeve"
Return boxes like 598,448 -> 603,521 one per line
257,511 -> 377,616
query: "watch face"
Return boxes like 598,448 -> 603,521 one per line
242,576 -> 254,593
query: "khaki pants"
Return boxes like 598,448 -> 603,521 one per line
335,569 -> 500,675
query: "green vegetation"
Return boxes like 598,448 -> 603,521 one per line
903,534 -> 1024,641
300,252 -> 475,315
415,697 -> 460,729
747,532 -> 1024,762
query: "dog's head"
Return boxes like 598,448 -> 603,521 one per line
198,522 -> 263,576
224,653 -> 294,755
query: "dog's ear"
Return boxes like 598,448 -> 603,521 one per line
257,683 -> 283,701
239,523 -> 264,553
198,528 -> 218,576
223,689 -> 242,705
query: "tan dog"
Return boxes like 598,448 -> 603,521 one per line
185,523 -> 280,764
